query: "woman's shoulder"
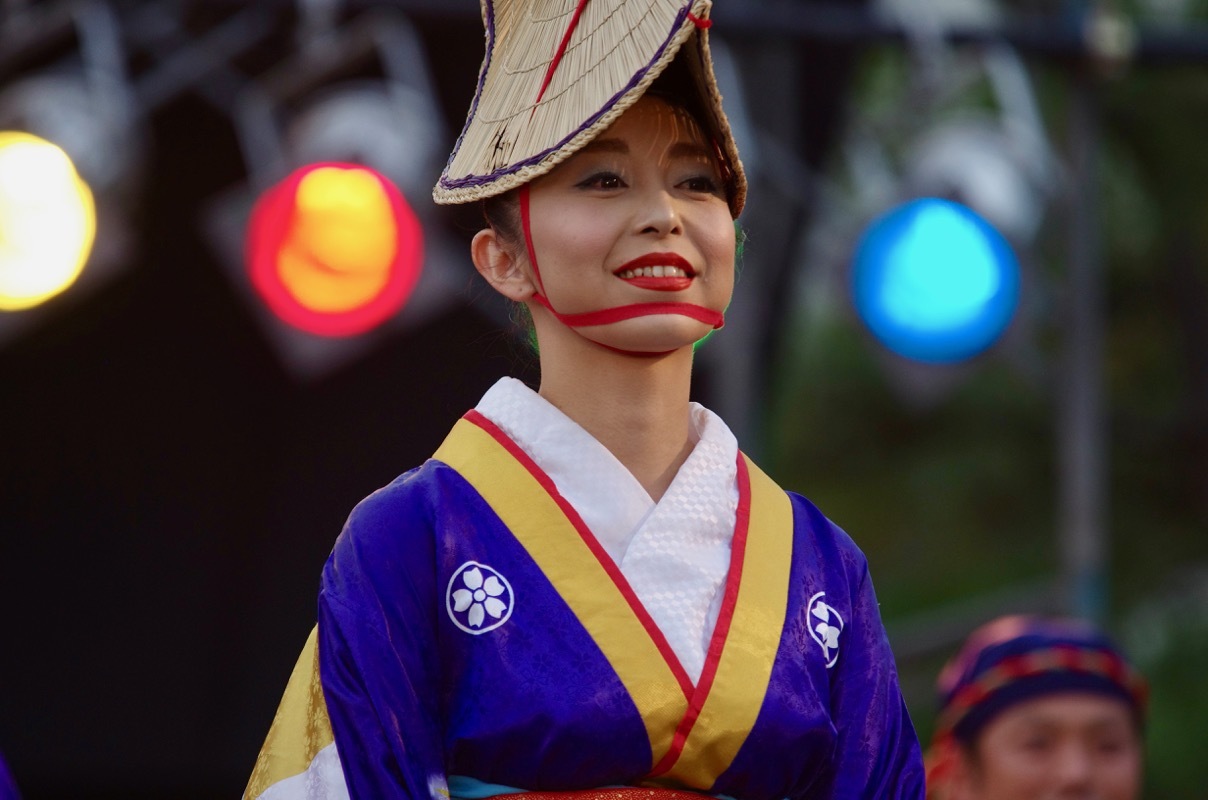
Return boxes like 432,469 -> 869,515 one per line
323,459 -> 469,610
343,459 -> 458,528
741,451 -> 866,564
739,450 -> 872,595
779,486 -> 872,579
318,464 -> 452,637
329,460 -> 469,563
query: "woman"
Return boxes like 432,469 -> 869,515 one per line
924,615 -> 1147,800
245,2 -> 923,798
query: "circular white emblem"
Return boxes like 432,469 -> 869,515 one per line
808,591 -> 844,669
446,561 -> 514,634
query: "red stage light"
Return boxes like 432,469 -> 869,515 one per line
246,162 -> 423,337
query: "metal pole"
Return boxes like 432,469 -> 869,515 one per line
1058,67 -> 1108,623
698,31 -> 804,455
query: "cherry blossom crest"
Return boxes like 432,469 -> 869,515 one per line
446,561 -> 514,634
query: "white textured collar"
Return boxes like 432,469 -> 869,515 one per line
473,377 -> 738,568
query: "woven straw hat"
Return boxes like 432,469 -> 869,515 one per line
433,0 -> 747,217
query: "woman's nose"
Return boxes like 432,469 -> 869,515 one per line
636,189 -> 683,236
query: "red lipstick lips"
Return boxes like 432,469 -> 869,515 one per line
615,253 -> 695,291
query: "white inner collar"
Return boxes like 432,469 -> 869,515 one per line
473,377 -> 740,682
474,377 -> 737,561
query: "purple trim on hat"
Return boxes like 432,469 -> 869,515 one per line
439,4 -> 694,191
440,0 -> 498,176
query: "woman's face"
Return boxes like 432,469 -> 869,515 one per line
955,693 -> 1143,800
521,94 -> 736,353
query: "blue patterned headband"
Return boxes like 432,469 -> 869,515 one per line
934,615 -> 1148,744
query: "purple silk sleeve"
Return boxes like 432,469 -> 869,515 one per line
0,752 -> 20,800
318,467 -> 447,799
318,460 -> 657,796
827,559 -> 925,799
709,495 -> 924,799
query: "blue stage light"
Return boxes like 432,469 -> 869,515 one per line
852,197 -> 1021,363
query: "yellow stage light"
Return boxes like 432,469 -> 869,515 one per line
0,131 -> 96,311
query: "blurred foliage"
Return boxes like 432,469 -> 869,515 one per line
1003,0 -> 1208,22
763,41 -> 1208,796
1120,572 -> 1208,796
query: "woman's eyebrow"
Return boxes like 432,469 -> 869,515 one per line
669,141 -> 712,161
575,138 -> 712,165
579,138 -> 628,155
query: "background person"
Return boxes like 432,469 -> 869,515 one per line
925,614 -> 1147,800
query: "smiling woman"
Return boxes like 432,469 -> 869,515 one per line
244,2 -> 925,799
473,95 -> 734,359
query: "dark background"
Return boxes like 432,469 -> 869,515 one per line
0,5 -> 532,795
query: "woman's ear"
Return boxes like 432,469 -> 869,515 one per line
471,228 -> 536,302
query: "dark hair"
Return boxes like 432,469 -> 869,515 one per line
646,57 -> 739,206
481,189 -> 522,250
476,190 -> 537,353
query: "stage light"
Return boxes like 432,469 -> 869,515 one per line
0,1 -> 143,344
828,41 -> 1055,379
903,115 -> 1049,245
202,9 -> 464,378
851,197 -> 1021,363
246,162 -> 423,337
0,131 -> 96,311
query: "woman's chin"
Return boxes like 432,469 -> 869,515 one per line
576,315 -> 715,354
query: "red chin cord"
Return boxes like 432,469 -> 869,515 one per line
517,185 -> 725,344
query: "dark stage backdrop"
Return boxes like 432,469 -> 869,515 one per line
0,13 -> 540,796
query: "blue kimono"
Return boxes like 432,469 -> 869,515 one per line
0,752 -> 19,800
246,406 -> 924,800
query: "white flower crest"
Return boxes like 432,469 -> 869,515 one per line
807,591 -> 844,669
447,561 -> 513,634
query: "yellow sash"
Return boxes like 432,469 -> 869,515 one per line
434,413 -> 794,788
244,626 -> 335,799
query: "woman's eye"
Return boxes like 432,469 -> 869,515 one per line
681,175 -> 721,194
579,172 -> 625,190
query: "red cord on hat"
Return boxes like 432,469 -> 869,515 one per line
533,0 -> 593,114
687,12 -> 712,29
